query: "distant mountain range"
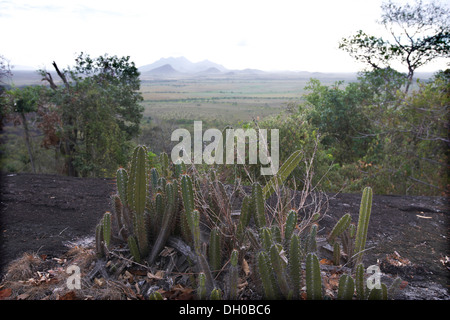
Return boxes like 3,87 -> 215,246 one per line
139,57 -> 228,74
8,56 -> 436,83
138,56 -> 360,80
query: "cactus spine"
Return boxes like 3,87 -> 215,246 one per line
305,253 -> 322,300
353,187 -> 373,265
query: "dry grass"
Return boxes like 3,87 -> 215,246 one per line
0,247 -> 133,300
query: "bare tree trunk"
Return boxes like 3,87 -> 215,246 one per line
20,112 -> 36,173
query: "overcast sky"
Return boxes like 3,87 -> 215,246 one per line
1,0 -> 448,73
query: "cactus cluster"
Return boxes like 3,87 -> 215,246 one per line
95,146 -> 401,300
326,187 -> 373,267
96,146 -> 187,264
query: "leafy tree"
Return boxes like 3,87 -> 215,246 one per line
339,0 -> 450,93
39,53 -> 144,177
0,54 -> 13,131
302,79 -> 376,164
2,86 -> 47,173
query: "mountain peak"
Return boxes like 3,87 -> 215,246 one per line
139,56 -> 227,74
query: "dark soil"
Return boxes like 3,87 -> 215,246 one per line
0,173 -> 448,299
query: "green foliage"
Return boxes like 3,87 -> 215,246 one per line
303,79 -> 375,164
149,291 -> 164,300
339,0 -> 450,88
33,53 -> 144,177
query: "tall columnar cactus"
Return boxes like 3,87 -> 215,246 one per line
127,235 -> 141,263
355,263 -> 366,300
127,145 -> 149,215
197,273 -> 207,300
289,233 -> 302,299
102,212 -> 112,248
284,209 -> 298,242
160,152 -> 170,178
228,249 -> 239,300
269,244 -> 290,298
209,227 -> 222,274
126,145 -> 150,257
306,223 -> 318,253
257,251 -> 278,300
210,288 -> 222,300
116,167 -> 128,207
353,187 -> 373,265
333,242 -> 341,266
252,182 -> 266,229
305,253 -> 322,300
337,274 -> 355,300
262,150 -> 302,200
328,213 -> 351,244
148,181 -> 178,264
236,195 -> 251,243
260,227 -> 273,252
150,167 -> 159,191
181,174 -> 195,242
95,223 -> 105,257
189,209 -> 201,254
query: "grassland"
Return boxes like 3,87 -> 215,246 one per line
140,77 -> 346,126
